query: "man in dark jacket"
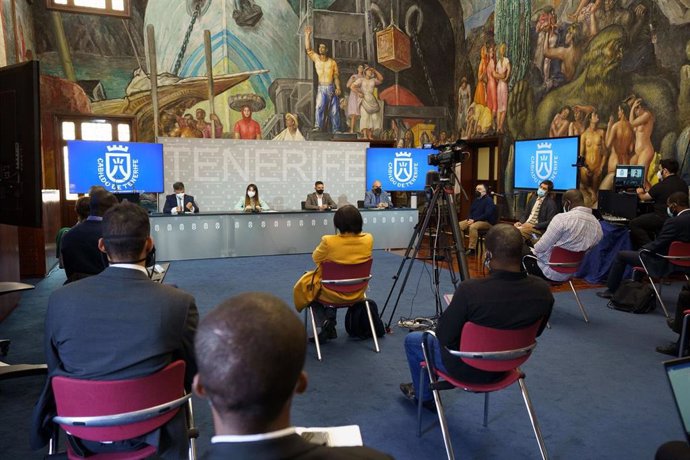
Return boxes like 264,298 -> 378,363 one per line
514,180 -> 558,241
459,183 -> 497,256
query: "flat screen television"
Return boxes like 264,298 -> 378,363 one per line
614,164 -> 645,190
513,136 -> 580,192
66,140 -> 165,194
366,147 -> 438,192
0,61 -> 42,228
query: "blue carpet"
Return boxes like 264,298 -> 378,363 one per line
0,251 -> 686,459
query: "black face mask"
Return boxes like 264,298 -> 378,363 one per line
374,187 -> 382,195
474,191 -> 482,198
316,189 -> 324,195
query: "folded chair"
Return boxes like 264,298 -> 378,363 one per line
523,247 -> 589,323
49,360 -> 197,460
306,259 -> 379,361
418,321 -> 548,460
636,242 -> 690,318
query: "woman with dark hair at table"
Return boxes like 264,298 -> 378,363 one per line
235,183 -> 269,212
293,205 -> 373,341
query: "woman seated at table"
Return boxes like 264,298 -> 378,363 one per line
293,205 -> 374,341
235,183 -> 270,212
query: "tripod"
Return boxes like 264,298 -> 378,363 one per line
380,167 -> 471,330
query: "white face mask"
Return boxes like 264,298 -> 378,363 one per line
176,193 -> 185,199
657,170 -> 663,181
247,191 -> 256,198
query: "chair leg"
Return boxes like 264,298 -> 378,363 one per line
432,388 -> 455,460
483,393 -> 490,427
48,425 -> 59,455
186,398 -> 198,460
363,300 -> 380,353
518,377 -> 549,460
568,280 -> 589,323
308,306 -> 322,361
639,257 -> 670,318
417,366 -> 425,437
680,314 -> 690,358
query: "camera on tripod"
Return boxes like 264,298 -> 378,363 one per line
427,140 -> 471,167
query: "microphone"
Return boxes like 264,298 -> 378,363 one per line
491,192 -> 505,197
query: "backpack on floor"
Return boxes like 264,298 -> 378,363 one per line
345,299 -> 386,339
607,280 -> 657,314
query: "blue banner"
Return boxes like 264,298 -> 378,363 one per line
366,148 -> 438,192
514,136 -> 579,191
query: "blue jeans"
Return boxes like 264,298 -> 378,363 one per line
315,84 -> 340,133
404,331 -> 448,402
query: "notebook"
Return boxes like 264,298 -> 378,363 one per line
664,356 -> 690,443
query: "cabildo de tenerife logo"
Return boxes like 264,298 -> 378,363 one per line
388,150 -> 419,188
529,142 -> 559,183
97,144 -> 139,190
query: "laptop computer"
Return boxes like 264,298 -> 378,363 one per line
663,356 -> 690,443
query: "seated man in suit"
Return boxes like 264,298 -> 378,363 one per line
31,201 -> 199,458
597,191 -> 690,300
163,181 -> 200,214
514,180 -> 558,241
523,189 -> 603,281
305,180 -> 337,211
363,180 -> 392,209
60,189 -> 118,283
193,292 -> 392,459
460,183 -> 497,256
400,224 -> 554,407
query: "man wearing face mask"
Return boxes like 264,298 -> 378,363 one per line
31,202 -> 198,457
523,189 -> 602,281
597,192 -> 690,300
629,159 -> 688,248
400,224 -> 553,408
514,180 -> 558,241
305,180 -> 337,211
363,180 -> 392,209
163,181 -> 199,214
459,183 -> 497,256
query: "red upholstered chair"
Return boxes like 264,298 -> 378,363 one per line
418,321 -> 548,460
307,259 -> 379,361
636,242 -> 690,318
523,247 -> 589,323
49,360 -> 197,460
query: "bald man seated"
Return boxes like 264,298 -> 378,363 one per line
193,292 -> 393,460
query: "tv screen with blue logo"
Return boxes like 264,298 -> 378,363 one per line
513,136 -> 580,192
67,140 -> 165,194
366,148 -> 438,192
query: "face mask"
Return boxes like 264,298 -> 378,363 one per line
563,201 -> 570,213
316,189 -> 324,195
374,187 -> 382,195
657,170 -> 664,181
537,188 -> 546,198
474,191 -> 482,198
667,206 -> 675,218
176,193 -> 184,199
247,191 -> 256,198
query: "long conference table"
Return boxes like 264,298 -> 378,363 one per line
150,209 -> 419,261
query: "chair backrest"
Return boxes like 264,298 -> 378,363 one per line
52,360 -> 186,442
458,320 -> 543,372
547,247 -> 586,274
320,259 -> 373,294
301,201 -> 306,210
357,200 -> 365,208
667,241 -> 690,268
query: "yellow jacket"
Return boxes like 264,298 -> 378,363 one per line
293,232 -> 374,311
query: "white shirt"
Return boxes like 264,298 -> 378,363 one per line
212,427 -> 296,443
108,263 -> 149,275
317,196 -> 323,207
532,206 -> 603,281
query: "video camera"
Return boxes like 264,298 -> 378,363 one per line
427,140 -> 471,167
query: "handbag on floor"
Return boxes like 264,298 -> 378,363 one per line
607,280 -> 656,314
345,300 -> 386,339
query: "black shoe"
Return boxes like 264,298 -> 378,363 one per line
400,382 -> 415,400
596,290 -> 614,299
422,399 -> 437,412
323,319 -> 338,340
465,249 -> 476,256
656,342 -> 679,356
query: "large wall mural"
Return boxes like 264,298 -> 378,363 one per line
2,0 -> 690,212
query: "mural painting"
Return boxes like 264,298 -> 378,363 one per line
1,0 -> 689,216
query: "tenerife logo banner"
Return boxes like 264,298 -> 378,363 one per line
366,148 -> 437,192
67,140 -> 164,194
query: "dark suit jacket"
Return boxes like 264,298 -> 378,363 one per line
520,196 -> 558,231
644,210 -> 690,255
163,193 -> 199,214
60,219 -> 108,281
203,434 -> 393,460
305,192 -> 337,210
30,267 -> 199,449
